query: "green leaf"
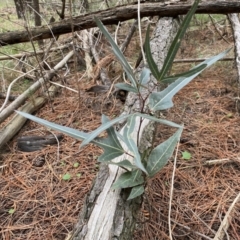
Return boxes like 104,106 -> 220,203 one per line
149,49 -> 231,111
127,185 -> 145,200
16,111 -> 89,140
140,67 -> 151,85
161,63 -> 207,84
145,25 -> 159,80
147,128 -> 182,177
76,173 -> 82,178
8,208 -> 15,214
80,113 -> 133,148
115,83 -> 138,93
158,0 -> 200,81
109,160 -> 136,169
73,162 -> 79,168
95,17 -> 137,88
112,170 -> 144,189
123,115 -> 148,174
96,115 -> 124,162
136,113 -> 183,129
62,173 -> 71,181
182,151 -> 191,160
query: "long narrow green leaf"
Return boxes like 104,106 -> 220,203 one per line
16,111 -> 125,161
136,113 -> 183,128
145,26 -> 159,80
158,0 -> 200,81
123,115 -> 148,174
161,63 -> 206,84
149,48 -> 230,111
95,17 -> 137,88
147,128 -> 182,177
16,111 -> 89,140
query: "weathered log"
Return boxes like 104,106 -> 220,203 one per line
70,17 -> 179,239
1,1 -> 240,46
0,84 -> 59,150
228,14 -> 240,84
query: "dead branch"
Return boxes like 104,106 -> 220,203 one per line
0,50 -> 74,124
213,193 -> 240,240
1,1 -> 240,46
0,45 -> 69,61
0,84 -> 59,150
89,28 -> 112,85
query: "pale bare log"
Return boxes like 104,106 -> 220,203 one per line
0,84 -> 59,149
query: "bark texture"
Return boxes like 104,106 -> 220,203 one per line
1,1 -> 240,46
70,17 -> 179,240
228,14 -> 240,83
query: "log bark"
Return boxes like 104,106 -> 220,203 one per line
1,1 -> 240,46
70,17 -> 179,240
228,14 -> 240,84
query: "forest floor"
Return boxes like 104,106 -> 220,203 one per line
0,4 -> 240,240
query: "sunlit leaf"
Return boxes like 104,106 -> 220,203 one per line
147,128 -> 182,177
112,170 -> 144,189
127,185 -> 145,200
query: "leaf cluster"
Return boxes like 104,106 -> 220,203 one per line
16,0 -> 230,200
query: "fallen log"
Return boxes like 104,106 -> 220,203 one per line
0,84 -> 59,150
1,1 -> 240,46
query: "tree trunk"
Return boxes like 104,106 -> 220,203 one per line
13,0 -> 24,19
1,1 -> 240,46
70,17 -> 179,240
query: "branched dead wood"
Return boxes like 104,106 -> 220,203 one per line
0,50 -> 74,124
1,1 -> 240,46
